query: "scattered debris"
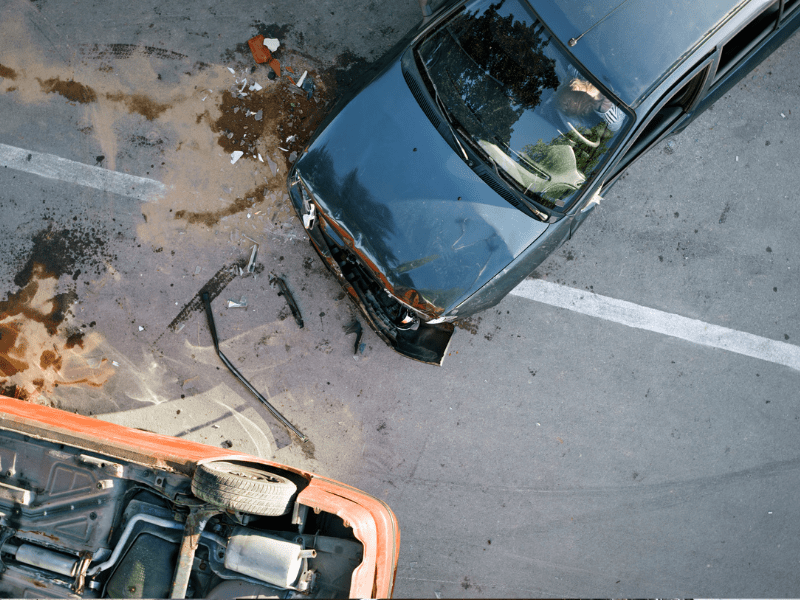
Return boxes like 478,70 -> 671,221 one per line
246,244 -> 258,274
221,440 -> 233,449
344,321 -> 364,356
231,150 -> 244,164
227,67 -> 236,74
296,71 -> 308,89
138,326 -> 144,332
227,296 -> 247,308
201,292 -> 307,442
264,38 -> 280,52
270,275 -> 304,328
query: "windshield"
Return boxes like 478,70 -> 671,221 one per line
416,0 -> 630,212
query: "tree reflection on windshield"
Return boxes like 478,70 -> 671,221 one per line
417,0 -> 626,212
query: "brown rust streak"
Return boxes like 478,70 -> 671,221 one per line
106,92 -> 171,120
38,77 -> 97,103
174,183 -> 270,227
0,63 -> 19,80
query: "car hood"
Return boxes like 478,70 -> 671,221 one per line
295,57 -> 549,314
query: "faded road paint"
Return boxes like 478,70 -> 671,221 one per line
511,279 -> 800,371
0,142 -> 166,202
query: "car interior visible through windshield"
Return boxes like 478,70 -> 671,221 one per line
416,0 -> 630,211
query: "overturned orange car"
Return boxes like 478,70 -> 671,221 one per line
0,396 -> 399,598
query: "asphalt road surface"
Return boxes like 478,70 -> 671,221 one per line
2,0 -> 799,596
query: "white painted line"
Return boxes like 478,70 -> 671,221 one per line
510,279 -> 800,371
0,142 -> 166,202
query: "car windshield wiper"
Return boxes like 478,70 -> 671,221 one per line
483,151 -> 550,221
417,52 -> 471,163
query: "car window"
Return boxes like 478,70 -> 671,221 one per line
781,0 -> 800,19
415,0 -> 631,212
714,1 -> 779,83
608,64 -> 710,181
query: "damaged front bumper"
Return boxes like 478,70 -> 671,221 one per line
288,170 -> 454,365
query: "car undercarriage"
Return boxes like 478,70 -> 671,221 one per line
0,428 -> 365,598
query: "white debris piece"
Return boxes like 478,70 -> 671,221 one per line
258,153 -> 264,162
138,326 -> 144,332
296,70 -> 308,88
263,38 -> 280,52
231,151 -> 244,164
249,82 -> 263,91
285,135 -> 297,143
112,361 -> 120,367
227,67 -> 235,74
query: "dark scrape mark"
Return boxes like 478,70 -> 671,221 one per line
455,315 -> 481,334
719,202 -> 731,223
300,439 -> 315,460
65,330 -> 85,349
0,63 -> 19,80
14,225 -> 111,290
326,50 -> 378,98
766,246 -> 772,253
161,261 -> 248,338
462,577 -> 471,590
38,77 -> 97,103
78,43 -> 187,61
174,184 -> 270,227
106,92 -> 171,120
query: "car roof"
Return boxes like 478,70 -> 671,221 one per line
531,0 -> 749,107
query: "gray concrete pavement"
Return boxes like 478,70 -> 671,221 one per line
1,0 -> 799,596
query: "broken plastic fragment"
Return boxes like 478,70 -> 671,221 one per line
247,244 -> 258,273
112,361 -> 120,367
249,82 -> 263,91
264,38 -> 280,52
247,35 -> 271,64
258,153 -> 264,162
254,109 -> 263,121
231,151 -> 244,164
227,67 -> 235,74
302,76 -> 316,99
296,70 -> 308,88
227,297 -> 248,308
138,326 -> 144,332
285,135 -> 297,143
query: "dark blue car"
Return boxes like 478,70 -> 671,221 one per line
289,0 -> 800,364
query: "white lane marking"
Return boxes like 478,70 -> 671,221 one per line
0,142 -> 166,201
510,279 -> 800,371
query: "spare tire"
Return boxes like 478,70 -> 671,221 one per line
191,461 -> 297,516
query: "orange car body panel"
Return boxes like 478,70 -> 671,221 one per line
0,395 -> 400,598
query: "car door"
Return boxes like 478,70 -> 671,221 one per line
602,57 -> 713,189
690,0 -> 785,122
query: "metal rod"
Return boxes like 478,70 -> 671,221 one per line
201,293 -> 308,442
